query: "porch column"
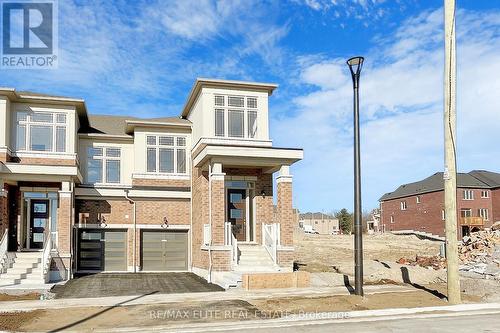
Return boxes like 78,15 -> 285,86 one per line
57,181 -> 74,278
276,165 -> 294,270
210,162 -> 225,246
0,179 -> 7,236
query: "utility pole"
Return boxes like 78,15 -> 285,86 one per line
444,0 -> 461,305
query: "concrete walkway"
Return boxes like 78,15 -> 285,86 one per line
0,284 -> 415,313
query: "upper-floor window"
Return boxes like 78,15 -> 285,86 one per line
146,135 -> 186,174
214,95 -> 258,139
460,208 -> 472,218
416,196 -> 421,204
463,190 -> 474,200
87,147 -> 121,184
479,208 -> 489,221
400,201 -> 407,210
15,111 -> 67,152
481,190 -> 489,198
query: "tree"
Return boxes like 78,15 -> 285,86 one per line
336,208 -> 353,234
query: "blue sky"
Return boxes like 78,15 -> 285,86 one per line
1,0 -> 500,213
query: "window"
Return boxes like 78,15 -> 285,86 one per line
479,208 -> 489,221
87,147 -> 121,184
213,95 -> 258,138
390,216 -> 394,223
146,135 -> 187,174
228,110 -> 244,137
15,111 -> 67,152
215,109 -> 225,137
400,201 -> 407,210
442,209 -> 446,221
416,196 -> 421,204
481,190 -> 489,198
460,208 -> 472,218
463,190 -> 474,200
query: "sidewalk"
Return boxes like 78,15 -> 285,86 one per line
0,284 -> 415,313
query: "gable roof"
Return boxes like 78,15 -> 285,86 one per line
299,212 -> 337,220
80,115 -> 190,137
379,171 -> 496,201
469,170 -> 500,188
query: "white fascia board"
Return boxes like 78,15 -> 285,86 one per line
2,163 -> 78,176
75,187 -> 191,199
193,145 -> 304,167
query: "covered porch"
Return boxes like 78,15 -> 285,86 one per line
191,144 -> 302,282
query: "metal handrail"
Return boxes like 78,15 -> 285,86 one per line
41,233 -> 52,282
0,230 -> 8,273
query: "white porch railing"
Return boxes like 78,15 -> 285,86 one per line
224,222 -> 238,266
262,223 -> 280,263
0,230 -> 8,274
41,233 -> 52,283
203,224 -> 211,246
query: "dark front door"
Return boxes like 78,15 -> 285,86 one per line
29,199 -> 49,249
227,189 -> 247,241
77,229 -> 127,272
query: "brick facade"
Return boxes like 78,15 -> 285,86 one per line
191,167 -> 209,270
9,156 -> 76,166
381,188 -> 497,238
132,178 -> 191,188
57,194 -> 73,255
0,184 -> 7,238
277,181 -> 293,247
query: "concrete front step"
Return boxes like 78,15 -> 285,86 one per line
3,267 -> 42,275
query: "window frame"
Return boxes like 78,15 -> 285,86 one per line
86,147 -> 121,184
400,201 -> 407,211
145,134 -> 188,175
479,208 -> 489,221
15,111 -> 68,153
463,190 -> 474,200
213,95 -> 258,139
416,196 -> 421,204
481,190 -> 489,198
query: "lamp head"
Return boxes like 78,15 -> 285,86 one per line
347,56 -> 364,76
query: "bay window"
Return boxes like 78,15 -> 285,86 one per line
214,95 -> 258,138
87,147 -> 121,184
146,135 -> 187,174
15,111 -> 67,152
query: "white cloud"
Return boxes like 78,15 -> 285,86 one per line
273,8 -> 500,211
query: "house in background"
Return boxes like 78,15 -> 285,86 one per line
379,171 -> 500,238
366,208 -> 381,234
0,78 -> 303,288
299,212 -> 339,234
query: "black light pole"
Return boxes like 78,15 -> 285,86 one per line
347,56 -> 364,296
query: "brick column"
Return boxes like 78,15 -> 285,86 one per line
57,182 -> 73,278
209,162 -> 231,271
0,180 -> 7,237
276,166 -> 294,269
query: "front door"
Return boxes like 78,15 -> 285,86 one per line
29,200 -> 49,249
227,189 -> 247,241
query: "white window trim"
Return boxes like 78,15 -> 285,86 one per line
416,196 -> 421,204
15,111 -> 68,153
463,190 -> 474,200
479,208 -> 489,221
214,95 -> 258,139
86,147 -> 121,185
481,190 -> 489,198
145,134 -> 187,175
400,201 -> 407,211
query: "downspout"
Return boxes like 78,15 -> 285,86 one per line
208,163 -> 213,283
125,190 -> 136,273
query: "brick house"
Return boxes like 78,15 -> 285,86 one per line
379,171 -> 500,239
0,78 -> 303,287
299,212 -> 339,234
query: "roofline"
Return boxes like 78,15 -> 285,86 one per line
78,133 -> 134,141
125,119 -> 192,134
181,78 -> 279,118
379,183 -> 493,202
0,88 -> 89,127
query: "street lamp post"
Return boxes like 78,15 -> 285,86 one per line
347,56 -> 364,296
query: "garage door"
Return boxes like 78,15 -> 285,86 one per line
78,229 -> 127,272
142,231 -> 188,271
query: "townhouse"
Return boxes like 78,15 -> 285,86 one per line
0,78 -> 303,287
379,171 -> 500,238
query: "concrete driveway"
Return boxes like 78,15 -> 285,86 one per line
51,273 -> 224,299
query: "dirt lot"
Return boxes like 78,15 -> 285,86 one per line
295,232 -> 447,286
0,289 -> 472,332
0,293 -> 40,302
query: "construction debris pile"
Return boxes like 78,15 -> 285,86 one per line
459,228 -> 500,280
397,255 -> 446,270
